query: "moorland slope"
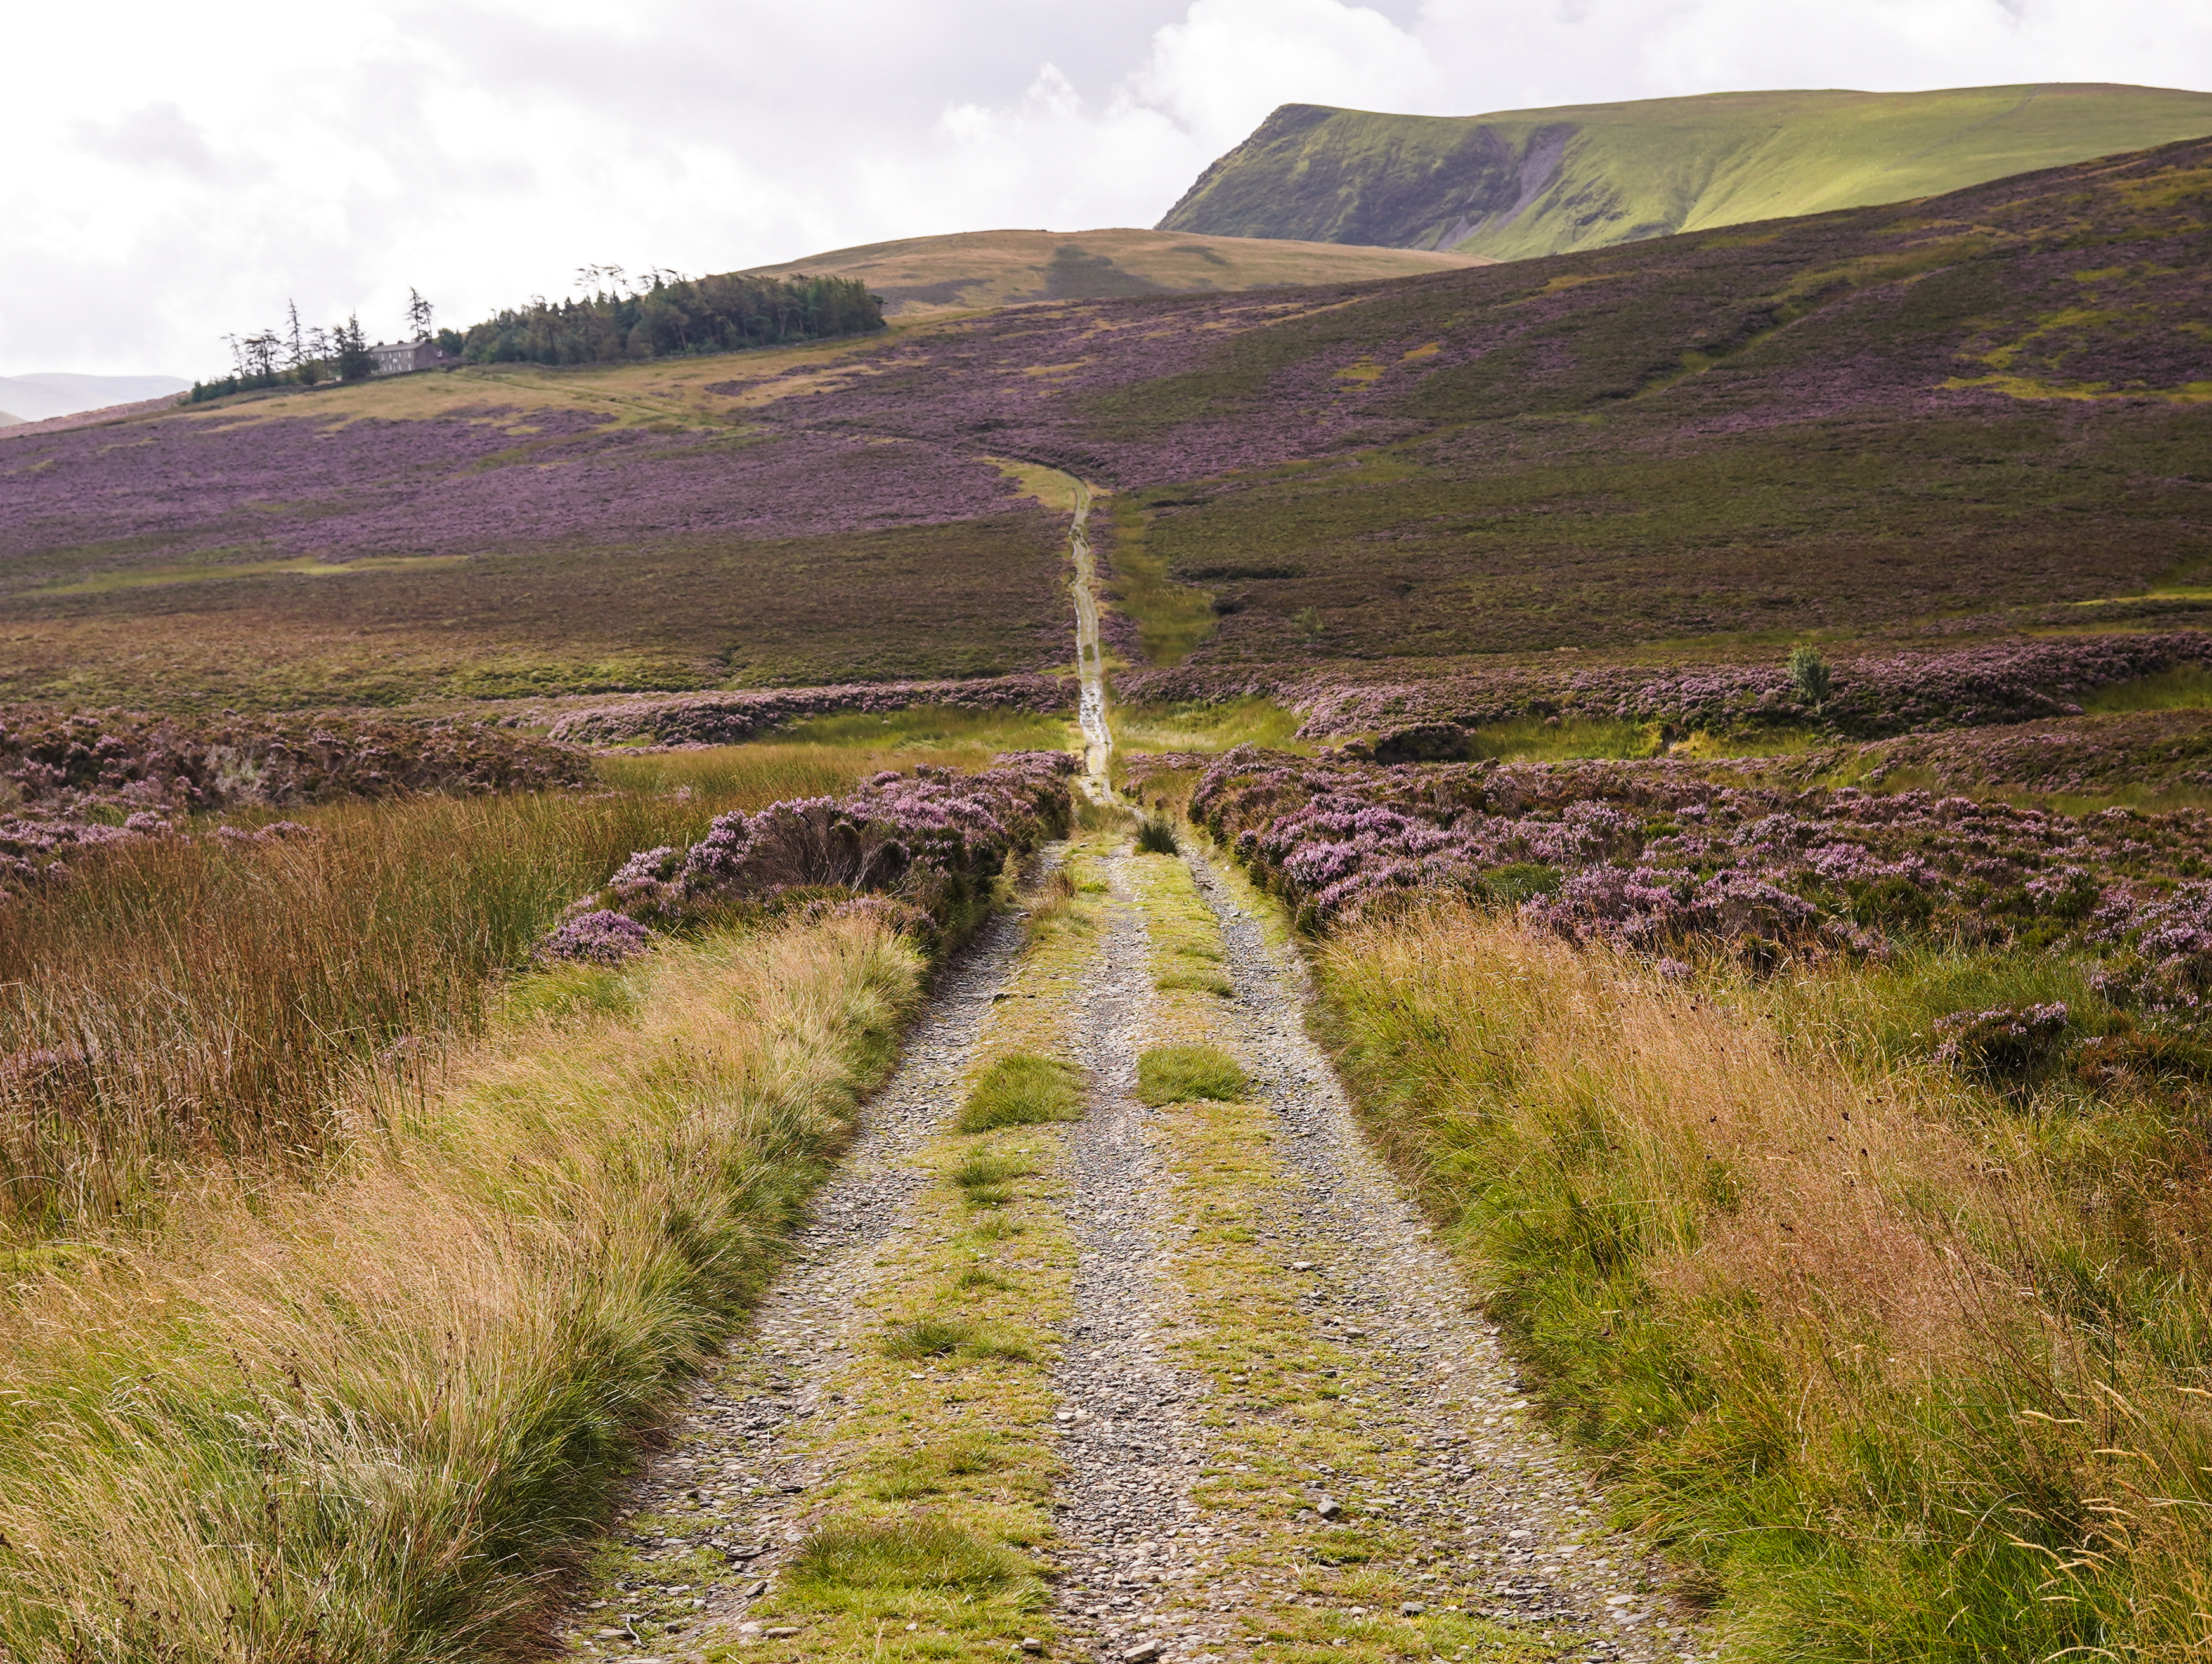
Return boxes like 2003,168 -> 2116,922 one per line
1,135 -> 2206,710
740,226 -> 1486,315
1158,82 -> 2212,260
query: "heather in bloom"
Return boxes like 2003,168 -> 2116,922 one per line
557,752 -> 1077,961
1188,745 -> 2212,970
540,910 -> 654,966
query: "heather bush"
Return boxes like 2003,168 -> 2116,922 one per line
580,752 -> 1076,956
1187,746 -> 2212,1005
1128,631 -> 2212,744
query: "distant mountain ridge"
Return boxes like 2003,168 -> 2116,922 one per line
1158,82 -> 2212,261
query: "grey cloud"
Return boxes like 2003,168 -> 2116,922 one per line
71,100 -> 227,178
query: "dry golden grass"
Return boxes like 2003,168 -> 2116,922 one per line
1319,899 -> 2212,1661
0,914 -> 916,1659
739,228 -> 1488,316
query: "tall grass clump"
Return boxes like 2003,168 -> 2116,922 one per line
1318,899 -> 2212,1663
0,752 -> 902,1244
956,1053 -> 1084,1132
0,911 -> 917,1659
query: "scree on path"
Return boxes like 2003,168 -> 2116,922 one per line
542,478 -> 1703,1664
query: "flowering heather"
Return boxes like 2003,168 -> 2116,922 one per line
1128,633 -> 2212,743
539,909 -> 654,966
1189,746 -> 2212,969
0,706 -> 588,896
575,752 -> 1076,953
0,706 -> 589,815
1855,708 -> 2212,797
550,675 -> 1073,746
0,408 -> 1027,567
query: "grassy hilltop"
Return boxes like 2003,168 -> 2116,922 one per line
739,226 -> 1486,316
1157,82 -> 2212,260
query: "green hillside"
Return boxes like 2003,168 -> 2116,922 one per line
1157,82 -> 2212,261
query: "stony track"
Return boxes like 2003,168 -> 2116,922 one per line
547,471 -> 1698,1660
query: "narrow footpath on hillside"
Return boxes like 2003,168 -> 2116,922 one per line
543,480 -> 1701,1664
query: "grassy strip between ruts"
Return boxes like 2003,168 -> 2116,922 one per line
0,914 -> 918,1660
1118,850 -> 1558,1663
729,835 -> 1117,1663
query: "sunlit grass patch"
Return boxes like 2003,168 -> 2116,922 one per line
864,1432 -> 1015,1501
958,1053 -> 1084,1132
1114,696 -> 1309,755
787,1518 -> 1032,1599
1136,1043 -> 1249,1105
2079,663 -> 2212,712
769,705 -> 1077,754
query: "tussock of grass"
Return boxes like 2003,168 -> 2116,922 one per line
957,1052 -> 1084,1132
788,1518 -> 1030,1597
882,1316 -> 977,1358
951,1150 -> 1036,1207
1136,817 -> 1181,855
1319,899 -> 2212,1662
1136,1043 -> 1249,1104
880,1315 -> 1035,1368
0,913 -> 917,1657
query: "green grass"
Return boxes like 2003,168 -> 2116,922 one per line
1159,84 -> 2212,260
1112,697 -> 1310,755
788,1519 -> 1031,1599
1103,492 -> 1218,665
862,1432 -> 1013,1501
956,1053 -> 1084,1132
768,705 -> 1076,752
1135,1044 -> 1250,1105
2079,663 -> 2212,712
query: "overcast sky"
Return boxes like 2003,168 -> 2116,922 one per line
9,0 -> 2209,379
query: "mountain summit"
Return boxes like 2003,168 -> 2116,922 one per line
1157,82 -> 2212,261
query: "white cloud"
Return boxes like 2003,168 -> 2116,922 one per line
4,0 -> 2206,377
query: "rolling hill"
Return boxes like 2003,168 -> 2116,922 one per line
1157,82 -> 2212,261
738,227 -> 1486,315
0,134 -> 2206,710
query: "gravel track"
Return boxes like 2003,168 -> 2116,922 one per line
551,903 -> 1037,1660
1049,857 -> 1221,1659
1183,851 -> 1698,1662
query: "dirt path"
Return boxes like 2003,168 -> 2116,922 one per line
1174,851 -> 1698,1661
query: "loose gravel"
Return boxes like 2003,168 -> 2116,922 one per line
1182,850 -> 1700,1662
547,844 -> 1703,1662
